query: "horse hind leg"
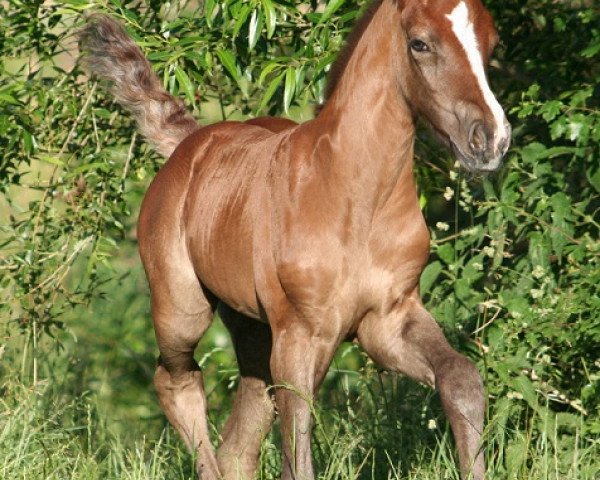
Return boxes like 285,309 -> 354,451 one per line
217,303 -> 276,480
149,266 -> 221,479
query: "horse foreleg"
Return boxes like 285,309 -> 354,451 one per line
357,292 -> 485,480
218,304 -> 276,480
270,323 -> 338,480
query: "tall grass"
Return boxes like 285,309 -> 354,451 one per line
1,337 -> 597,479
1,243 -> 598,479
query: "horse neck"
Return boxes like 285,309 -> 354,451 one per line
311,0 -> 417,206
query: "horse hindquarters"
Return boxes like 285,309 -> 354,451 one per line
356,291 -> 485,480
138,164 -> 222,478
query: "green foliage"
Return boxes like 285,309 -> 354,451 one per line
420,0 -> 600,446
0,0 -> 598,477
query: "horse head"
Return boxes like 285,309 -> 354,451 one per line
397,0 -> 511,172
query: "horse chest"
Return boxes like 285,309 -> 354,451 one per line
354,207 -> 431,318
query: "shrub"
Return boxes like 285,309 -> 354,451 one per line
0,0 -> 598,475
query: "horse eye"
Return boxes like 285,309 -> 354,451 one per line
410,39 -> 430,53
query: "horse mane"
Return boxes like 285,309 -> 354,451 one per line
322,0 -> 385,102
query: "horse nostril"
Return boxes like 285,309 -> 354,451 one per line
468,121 -> 488,160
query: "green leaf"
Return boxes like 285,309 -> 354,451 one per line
419,260 -> 443,295
482,178 -> 497,200
248,9 -> 261,51
506,435 -> 527,477
320,0 -> 346,24
259,62 -> 281,85
543,146 -> 579,158
22,130 -> 35,155
487,324 -> 504,349
520,142 -> 547,164
582,38 -> 600,58
0,93 -> 21,105
512,375 -> 540,411
294,66 -> 305,97
420,261 -> 442,294
258,71 -> 285,113
528,231 -> 551,270
261,0 -> 276,39
232,5 -> 252,38
436,243 -> 455,265
587,163 -> 600,192
174,66 -> 195,105
283,66 -> 296,114
216,49 -> 240,82
550,192 -> 574,258
204,0 -> 217,28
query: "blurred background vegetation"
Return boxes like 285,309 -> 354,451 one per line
0,0 -> 598,478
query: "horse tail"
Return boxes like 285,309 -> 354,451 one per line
79,15 -> 198,158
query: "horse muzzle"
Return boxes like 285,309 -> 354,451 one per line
452,119 -> 511,173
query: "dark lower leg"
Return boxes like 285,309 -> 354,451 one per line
217,307 -> 276,479
218,376 -> 275,479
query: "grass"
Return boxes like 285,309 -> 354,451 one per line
1,243 -> 598,480
1,362 -> 597,480
2,319 -> 598,480
0,379 -> 193,479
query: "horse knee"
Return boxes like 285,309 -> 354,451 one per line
436,353 -> 485,425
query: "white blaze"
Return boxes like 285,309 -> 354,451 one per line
446,1 -> 508,153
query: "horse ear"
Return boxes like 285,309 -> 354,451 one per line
488,30 -> 499,55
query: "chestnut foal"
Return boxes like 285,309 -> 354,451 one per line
80,0 -> 510,478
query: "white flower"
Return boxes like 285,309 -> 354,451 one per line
542,354 -> 552,364
436,221 -> 450,231
449,170 -> 458,181
483,246 -> 495,257
443,187 -> 454,201
427,419 -> 437,430
460,184 -> 472,203
532,265 -> 545,279
530,288 -> 544,299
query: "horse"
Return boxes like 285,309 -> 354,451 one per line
80,0 -> 510,478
